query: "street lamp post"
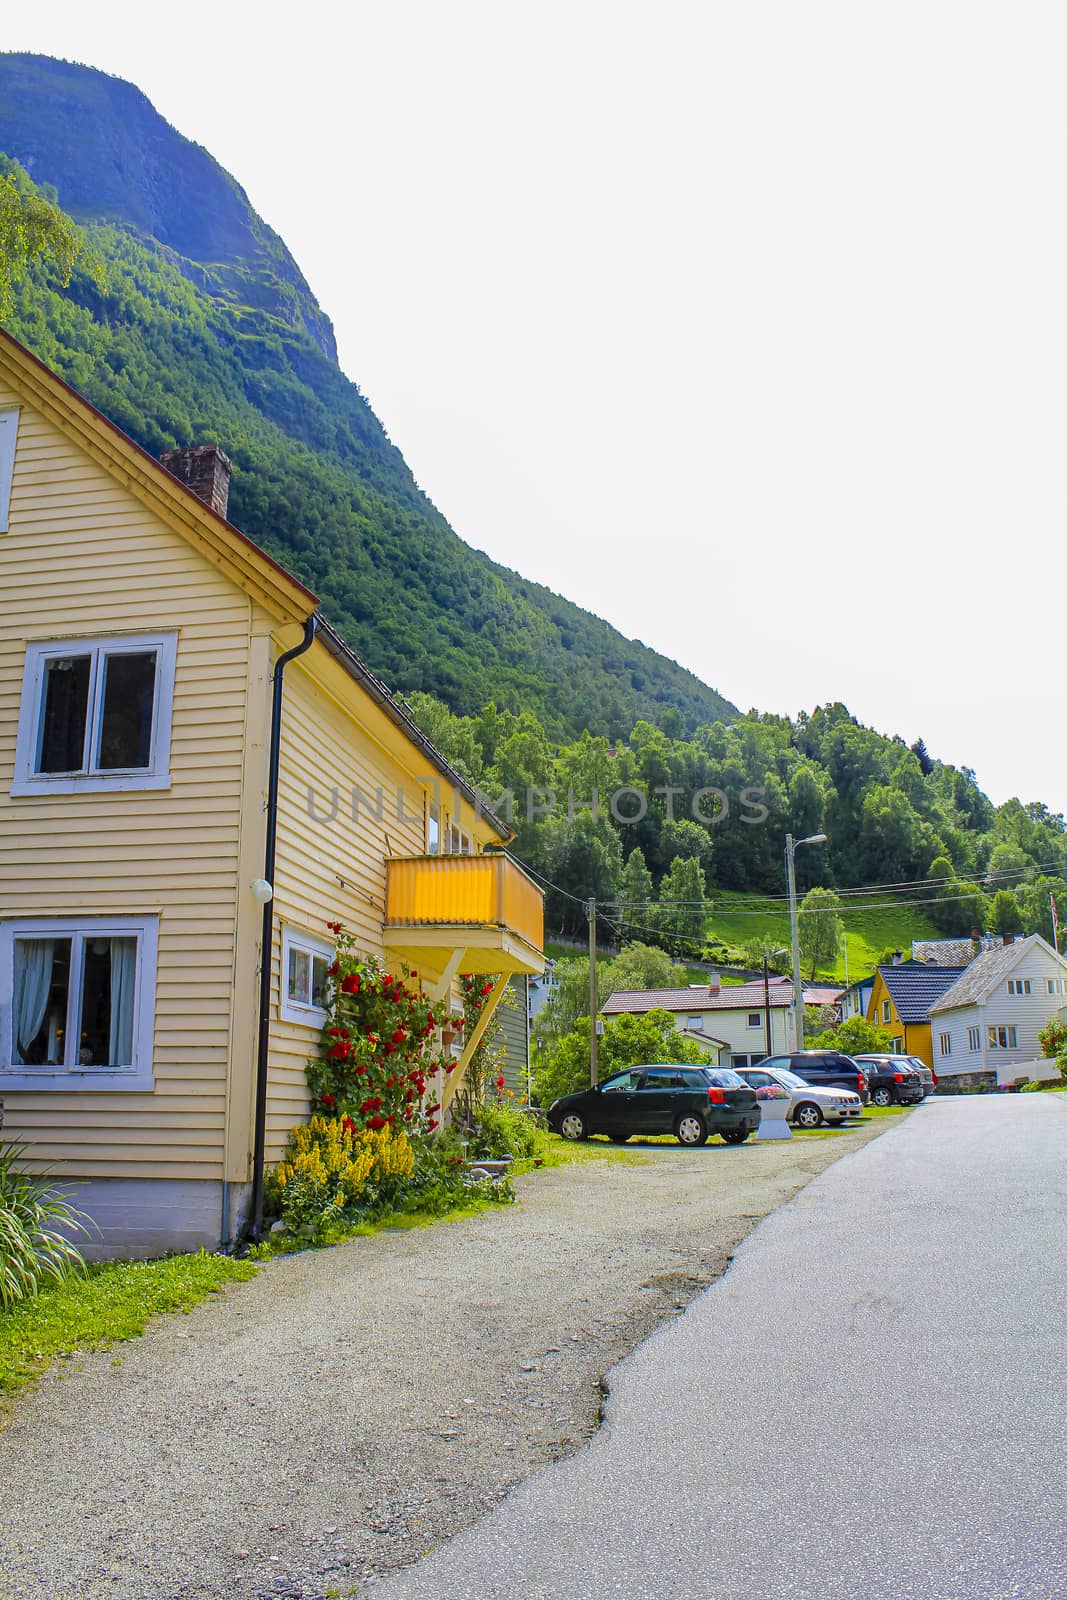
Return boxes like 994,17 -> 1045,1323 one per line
763,947 -> 789,1061
786,833 -> 827,1051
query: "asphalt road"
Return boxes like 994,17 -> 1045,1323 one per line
367,1095 -> 1067,1600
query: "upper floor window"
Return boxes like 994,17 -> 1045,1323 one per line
427,803 -> 440,855
0,914 -> 158,1091
1007,979 -> 1031,996
12,634 -> 177,796
448,823 -> 472,855
882,1000 -> 892,1023
1047,978 -> 1066,996
746,1012 -> 762,1029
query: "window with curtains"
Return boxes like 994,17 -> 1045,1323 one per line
12,634 -> 177,795
0,916 -> 158,1090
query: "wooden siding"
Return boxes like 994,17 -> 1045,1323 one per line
0,383 -> 256,1180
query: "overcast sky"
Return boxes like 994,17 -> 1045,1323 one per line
8,2 -> 1065,813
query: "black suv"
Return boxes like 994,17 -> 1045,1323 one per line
760,1051 -> 870,1104
851,1055 -> 924,1106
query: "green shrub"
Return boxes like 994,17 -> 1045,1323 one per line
466,1102 -> 539,1162
0,1142 -> 89,1310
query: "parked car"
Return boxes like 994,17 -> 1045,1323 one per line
904,1055 -> 936,1097
547,1064 -> 761,1147
852,1055 -> 925,1106
758,1051 -> 870,1104
732,1064 -> 863,1128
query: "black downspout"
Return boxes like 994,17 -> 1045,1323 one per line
249,614 -> 318,1238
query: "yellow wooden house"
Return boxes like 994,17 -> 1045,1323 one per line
865,960 -> 969,1069
0,329 -> 544,1257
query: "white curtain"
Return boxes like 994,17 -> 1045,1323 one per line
108,938 -> 137,1066
12,940 -> 54,1063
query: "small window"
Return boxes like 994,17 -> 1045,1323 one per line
13,634 -> 176,795
746,1012 -> 762,1029
891,1038 -> 904,1054
1046,978 -> 1066,996
987,1026 -> 1018,1051
0,407 -> 19,532
938,1033 -> 952,1056
281,928 -> 334,1025
1007,979 -> 1031,996
448,823 -> 472,855
1,915 -> 158,1090
427,803 -> 440,855
968,1026 -> 981,1051
686,1015 -> 703,1030
882,1000 -> 891,1022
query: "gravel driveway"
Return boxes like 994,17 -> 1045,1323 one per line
0,1123 -> 893,1600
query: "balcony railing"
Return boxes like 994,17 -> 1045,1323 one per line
385,852 -> 544,955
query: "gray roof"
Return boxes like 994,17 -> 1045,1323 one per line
878,962 -> 969,1023
602,983 -> 792,1014
912,936 -> 999,966
928,936 -> 1060,1014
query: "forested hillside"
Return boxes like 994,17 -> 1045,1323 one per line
407,693 -> 1066,951
0,54 -> 736,738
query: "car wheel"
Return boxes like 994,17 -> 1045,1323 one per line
871,1087 -> 892,1107
608,1133 -> 630,1144
559,1112 -> 587,1141
720,1125 -> 750,1145
793,1102 -> 823,1129
675,1112 -> 708,1147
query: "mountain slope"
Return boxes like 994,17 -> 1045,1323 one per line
0,53 -> 738,738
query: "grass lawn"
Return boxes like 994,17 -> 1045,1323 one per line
0,1249 -> 257,1415
705,891 -> 943,982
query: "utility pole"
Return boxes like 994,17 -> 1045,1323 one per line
588,896 -> 599,1087
786,832 -> 827,1052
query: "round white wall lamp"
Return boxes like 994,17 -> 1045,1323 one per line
251,878 -> 274,905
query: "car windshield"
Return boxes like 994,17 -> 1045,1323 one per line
770,1069 -> 810,1089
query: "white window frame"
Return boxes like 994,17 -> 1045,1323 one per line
1046,978 -> 1065,995
686,1015 -> 704,1031
0,407 -> 19,533
746,1012 -> 762,1029
12,633 -> 177,797
882,1000 -> 891,1023
0,914 -> 158,1091
987,1025 -> 1018,1051
427,802 -> 440,855
448,822 -> 473,855
280,926 -> 334,1027
939,1033 -> 952,1056
968,1026 -> 981,1051
1007,979 -> 1031,996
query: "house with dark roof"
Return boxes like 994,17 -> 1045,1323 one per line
601,980 -> 794,1068
928,935 -> 1067,1086
865,961 -> 969,1068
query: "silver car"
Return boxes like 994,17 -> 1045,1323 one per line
733,1065 -> 864,1129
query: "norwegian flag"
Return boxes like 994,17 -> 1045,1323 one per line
1052,890 -> 1061,951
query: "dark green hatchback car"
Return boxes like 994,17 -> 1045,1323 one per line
547,1064 -> 761,1147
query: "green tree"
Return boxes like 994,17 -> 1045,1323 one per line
807,1016 -> 892,1054
531,942 -> 688,1057
798,887 -> 843,979
617,848 -> 655,934
656,855 -> 708,951
925,855 -> 989,937
988,889 -> 1023,936
0,159 -> 104,317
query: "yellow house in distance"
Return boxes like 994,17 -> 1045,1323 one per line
0,329 -> 544,1257
865,960 -> 969,1069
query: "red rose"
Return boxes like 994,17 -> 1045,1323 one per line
368,1115 -> 387,1131
321,1093 -> 335,1109
496,1075 -> 506,1090
340,974 -> 361,994
326,920 -> 342,934
482,982 -> 493,997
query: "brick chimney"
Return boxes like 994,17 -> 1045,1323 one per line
160,444 -> 232,519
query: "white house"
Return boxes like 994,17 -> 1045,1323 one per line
928,935 -> 1067,1086
600,981 -> 793,1068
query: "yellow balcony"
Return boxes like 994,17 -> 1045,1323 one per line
384,853 -> 545,982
